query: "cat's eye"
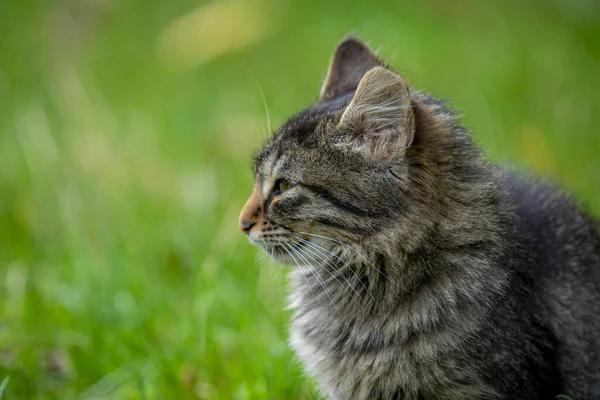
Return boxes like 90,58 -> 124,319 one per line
273,178 -> 296,196
279,179 -> 293,193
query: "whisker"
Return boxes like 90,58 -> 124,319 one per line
287,241 -> 334,305
298,231 -> 399,287
288,244 -> 334,304
282,242 -> 314,297
267,245 -> 283,280
293,239 -> 359,301
366,223 -> 377,233
255,80 -> 271,137
297,238 -> 375,301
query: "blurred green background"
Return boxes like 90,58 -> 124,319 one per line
1,0 -> 599,398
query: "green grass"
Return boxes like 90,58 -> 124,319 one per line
1,0 -> 599,398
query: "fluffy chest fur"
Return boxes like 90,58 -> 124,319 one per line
287,253 -> 506,400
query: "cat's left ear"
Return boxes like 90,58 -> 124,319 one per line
319,36 -> 380,102
337,66 -> 414,163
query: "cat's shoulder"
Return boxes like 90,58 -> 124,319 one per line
498,166 -> 600,269
499,166 -> 594,224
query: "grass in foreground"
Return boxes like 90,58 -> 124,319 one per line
0,0 -> 599,398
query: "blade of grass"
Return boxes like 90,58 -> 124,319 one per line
0,377 -> 9,400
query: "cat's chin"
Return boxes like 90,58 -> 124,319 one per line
260,243 -> 294,266
250,234 -> 337,268
254,241 -> 309,267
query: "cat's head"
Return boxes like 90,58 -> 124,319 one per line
238,37 -> 443,265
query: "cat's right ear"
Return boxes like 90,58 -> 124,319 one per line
319,36 -> 380,102
337,66 -> 414,164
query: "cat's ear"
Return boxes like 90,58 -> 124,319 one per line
319,36 -> 380,102
337,66 -> 414,163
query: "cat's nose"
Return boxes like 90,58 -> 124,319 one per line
238,218 -> 256,234
239,187 -> 262,235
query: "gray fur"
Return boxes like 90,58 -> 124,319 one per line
240,37 -> 600,399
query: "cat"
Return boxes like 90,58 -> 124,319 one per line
238,36 -> 600,399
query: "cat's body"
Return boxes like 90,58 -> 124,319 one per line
289,169 -> 600,399
239,37 -> 600,399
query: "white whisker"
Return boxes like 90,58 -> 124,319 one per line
256,80 -> 271,137
297,238 -> 375,301
298,231 -> 399,287
282,242 -> 314,297
287,241 -> 334,305
293,239 -> 359,301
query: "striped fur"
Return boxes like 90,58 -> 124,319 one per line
241,37 -> 600,399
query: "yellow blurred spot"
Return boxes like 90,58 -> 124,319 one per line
518,124 -> 556,173
156,0 -> 282,72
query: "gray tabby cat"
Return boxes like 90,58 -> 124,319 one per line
238,37 -> 600,399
